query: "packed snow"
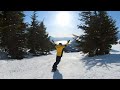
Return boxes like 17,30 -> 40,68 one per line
0,44 -> 120,79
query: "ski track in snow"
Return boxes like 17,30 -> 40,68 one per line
0,44 -> 120,79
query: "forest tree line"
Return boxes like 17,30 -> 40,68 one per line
0,11 -> 54,59
0,11 -> 119,59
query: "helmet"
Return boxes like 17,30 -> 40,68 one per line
59,43 -> 62,45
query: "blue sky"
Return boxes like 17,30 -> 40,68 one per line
24,11 -> 120,38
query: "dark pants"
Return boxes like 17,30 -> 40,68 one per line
52,56 -> 61,70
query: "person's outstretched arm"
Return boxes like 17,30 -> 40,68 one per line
65,40 -> 70,46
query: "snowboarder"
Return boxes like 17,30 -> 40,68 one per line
51,40 -> 70,72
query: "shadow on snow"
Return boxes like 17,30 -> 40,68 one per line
53,70 -> 63,79
81,53 -> 120,70
0,51 -> 53,61
110,49 -> 120,52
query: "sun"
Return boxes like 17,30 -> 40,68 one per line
56,12 -> 71,27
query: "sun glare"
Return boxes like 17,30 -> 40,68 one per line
56,12 -> 71,27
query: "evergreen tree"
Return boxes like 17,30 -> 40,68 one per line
96,11 -> 118,55
27,11 -> 39,54
39,21 -> 54,55
76,11 -> 118,57
27,11 -> 53,55
0,11 -> 26,59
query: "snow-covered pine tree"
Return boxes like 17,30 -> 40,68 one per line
0,11 -> 26,59
77,11 -> 118,57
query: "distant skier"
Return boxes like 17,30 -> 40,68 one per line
51,40 -> 70,72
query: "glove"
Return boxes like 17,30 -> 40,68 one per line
68,40 -> 70,42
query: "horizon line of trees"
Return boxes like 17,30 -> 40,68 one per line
0,11 -> 54,59
0,11 -> 119,59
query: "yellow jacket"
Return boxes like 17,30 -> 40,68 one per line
55,42 -> 69,57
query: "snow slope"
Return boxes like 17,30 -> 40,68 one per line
0,44 -> 120,79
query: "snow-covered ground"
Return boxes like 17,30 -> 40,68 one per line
1,44 -> 120,79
